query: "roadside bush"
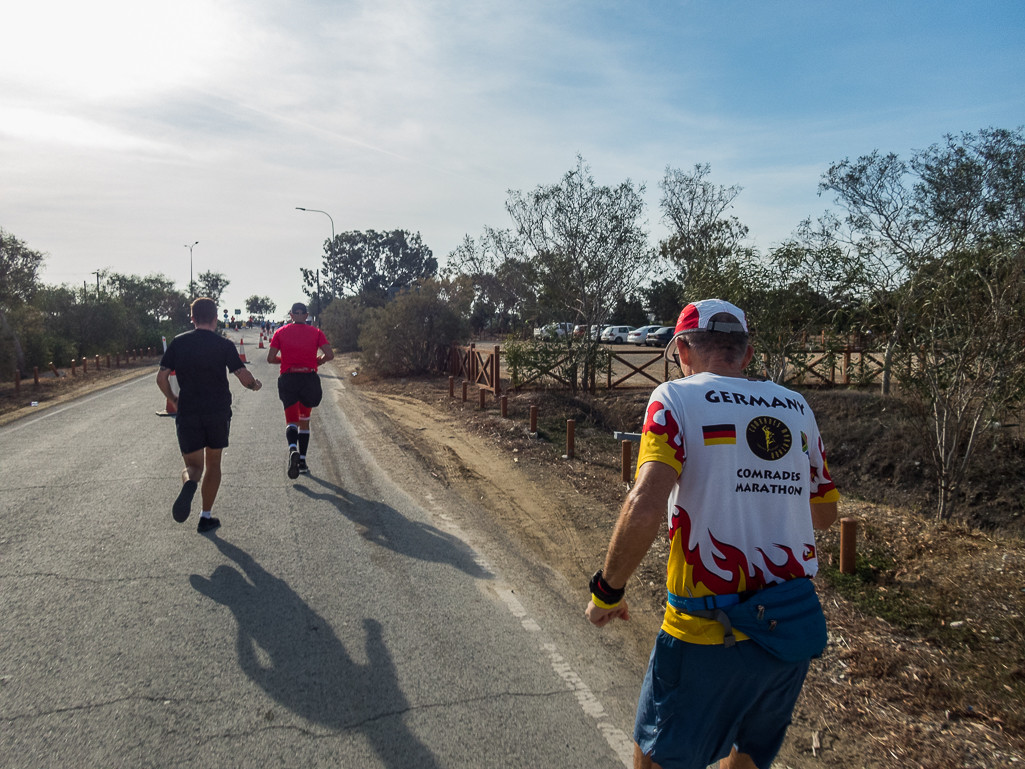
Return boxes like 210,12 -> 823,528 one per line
359,279 -> 467,376
321,297 -> 366,353
504,336 -> 611,391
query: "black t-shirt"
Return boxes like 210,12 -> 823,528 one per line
160,329 -> 245,416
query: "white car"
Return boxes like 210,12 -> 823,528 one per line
627,325 -> 663,345
534,322 -> 573,339
600,325 -> 634,344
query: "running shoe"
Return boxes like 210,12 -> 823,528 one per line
297,459 -> 309,475
172,480 -> 198,523
197,516 -> 221,534
287,449 -> 301,480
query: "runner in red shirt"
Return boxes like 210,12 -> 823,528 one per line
267,302 -> 334,479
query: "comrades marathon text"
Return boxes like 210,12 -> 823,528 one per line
735,482 -> 805,496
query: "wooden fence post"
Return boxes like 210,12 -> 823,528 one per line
843,346 -> 851,385
530,405 -> 538,433
71,359 -> 77,376
501,394 -> 508,418
95,355 -> 100,371
566,419 -> 575,459
83,357 -> 88,373
478,387 -> 486,410
840,518 -> 857,574
493,345 -> 501,396
621,440 -> 632,483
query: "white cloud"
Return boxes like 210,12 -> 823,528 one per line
0,0 -> 253,100
0,106 -> 172,152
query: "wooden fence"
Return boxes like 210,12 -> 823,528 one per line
449,337 -> 890,394
451,343 -> 502,395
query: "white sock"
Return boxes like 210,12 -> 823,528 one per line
200,510 -> 211,519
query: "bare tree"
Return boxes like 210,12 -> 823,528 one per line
505,156 -> 649,388
659,163 -> 750,296
895,244 -> 1025,519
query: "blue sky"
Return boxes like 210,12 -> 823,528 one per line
1,0 -> 1022,318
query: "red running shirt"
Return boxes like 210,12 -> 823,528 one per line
270,323 -> 329,373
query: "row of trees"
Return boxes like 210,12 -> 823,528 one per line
310,128 -> 1024,520
0,230 -> 251,374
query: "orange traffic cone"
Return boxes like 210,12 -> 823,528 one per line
156,371 -> 178,416
258,335 -> 265,349
238,339 -> 248,363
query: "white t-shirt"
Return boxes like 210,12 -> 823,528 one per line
637,372 -> 839,644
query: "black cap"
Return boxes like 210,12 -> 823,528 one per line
290,302 -> 308,314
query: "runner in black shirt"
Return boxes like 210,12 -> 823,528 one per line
157,298 -> 262,533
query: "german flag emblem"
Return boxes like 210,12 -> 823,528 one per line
703,424 -> 736,445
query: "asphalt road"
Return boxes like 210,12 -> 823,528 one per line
0,330 -> 644,768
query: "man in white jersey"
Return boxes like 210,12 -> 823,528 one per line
585,299 -> 839,769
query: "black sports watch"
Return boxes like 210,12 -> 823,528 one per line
590,569 -> 625,605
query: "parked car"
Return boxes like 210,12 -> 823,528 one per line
600,325 -> 634,344
534,322 -> 573,339
628,325 -> 663,346
573,324 -> 588,338
645,326 -> 674,347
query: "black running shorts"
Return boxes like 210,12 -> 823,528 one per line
277,371 -> 323,409
176,412 -> 231,454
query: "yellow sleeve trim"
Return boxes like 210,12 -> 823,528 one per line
591,593 -> 621,610
636,431 -> 683,477
812,488 -> 840,504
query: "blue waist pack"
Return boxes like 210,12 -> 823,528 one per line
672,577 -> 828,663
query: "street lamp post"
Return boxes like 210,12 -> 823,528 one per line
295,207 -> 334,328
184,241 -> 199,299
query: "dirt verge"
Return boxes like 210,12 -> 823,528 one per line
343,356 -> 1024,769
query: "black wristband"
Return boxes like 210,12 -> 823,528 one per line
590,569 -> 625,604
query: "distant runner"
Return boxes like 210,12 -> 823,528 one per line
157,297 -> 262,533
267,302 -> 334,479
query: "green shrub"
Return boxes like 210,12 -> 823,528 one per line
504,336 -> 611,390
321,297 -> 366,353
358,279 -> 467,376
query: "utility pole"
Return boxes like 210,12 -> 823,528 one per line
92,270 -> 102,297
185,241 -> 199,299
296,207 -> 333,329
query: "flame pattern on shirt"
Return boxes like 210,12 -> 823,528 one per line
638,400 -> 685,475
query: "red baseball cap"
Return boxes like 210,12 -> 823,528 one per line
664,299 -> 748,360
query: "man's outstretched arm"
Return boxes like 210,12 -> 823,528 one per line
586,461 -> 677,627
233,367 -> 262,391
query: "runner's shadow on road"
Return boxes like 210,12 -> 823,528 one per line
190,535 -> 440,769
293,477 -> 491,580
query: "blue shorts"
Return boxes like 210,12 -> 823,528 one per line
633,631 -> 810,769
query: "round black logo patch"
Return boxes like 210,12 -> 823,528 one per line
746,416 -> 792,461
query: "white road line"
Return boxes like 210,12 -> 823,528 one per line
494,586 -> 633,768
427,487 -> 632,765
1,377 -> 152,435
